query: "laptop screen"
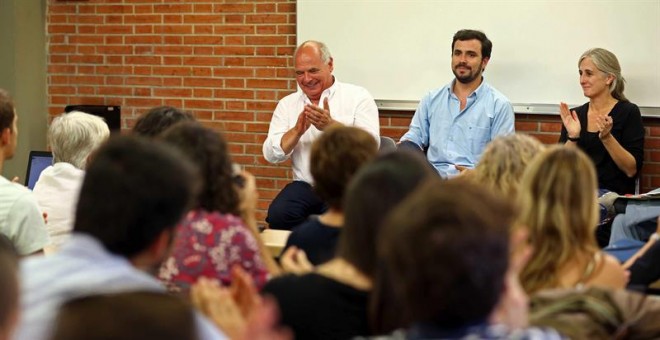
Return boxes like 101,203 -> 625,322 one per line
25,151 -> 53,190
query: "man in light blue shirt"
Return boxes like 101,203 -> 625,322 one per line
400,29 -> 514,178
15,137 -> 226,340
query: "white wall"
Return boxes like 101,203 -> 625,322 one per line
298,0 -> 660,110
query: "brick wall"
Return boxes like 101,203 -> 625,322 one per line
46,0 -> 297,223
46,0 -> 660,225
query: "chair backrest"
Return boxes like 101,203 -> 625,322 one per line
379,136 -> 397,154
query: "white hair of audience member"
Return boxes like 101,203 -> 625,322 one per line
49,111 -> 110,169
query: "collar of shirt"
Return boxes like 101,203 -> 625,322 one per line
298,76 -> 339,107
447,77 -> 489,100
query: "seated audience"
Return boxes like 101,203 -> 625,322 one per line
15,136 -> 225,340
282,125 -> 378,266
518,146 -> 627,294
369,179 -> 561,339
33,111 -> 110,253
262,151 -> 435,340
0,89 -> 49,256
49,291 -> 197,340
158,122 -> 277,293
132,105 -> 195,137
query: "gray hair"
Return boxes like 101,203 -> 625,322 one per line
579,48 -> 628,102
295,40 -> 332,64
49,111 -> 110,169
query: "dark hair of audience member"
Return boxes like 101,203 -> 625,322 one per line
0,234 -> 18,340
49,291 -> 197,340
160,122 -> 240,216
0,89 -> 15,132
73,136 -> 198,258
310,125 -> 378,210
376,179 -> 512,330
132,106 -> 195,138
338,150 -> 437,279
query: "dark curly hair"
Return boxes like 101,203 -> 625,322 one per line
160,122 -> 240,215
133,106 -> 195,138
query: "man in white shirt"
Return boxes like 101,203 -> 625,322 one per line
0,89 -> 49,256
33,111 -> 110,254
262,40 -> 380,230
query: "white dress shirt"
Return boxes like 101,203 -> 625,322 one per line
32,162 -> 85,253
263,79 -> 380,183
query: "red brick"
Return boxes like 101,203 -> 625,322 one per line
106,15 -> 123,24
194,25 -> 214,35
154,25 -> 193,35
154,46 -> 193,55
135,25 -> 153,34
97,25 -> 133,35
126,77 -> 162,86
540,122 -> 562,132
277,24 -> 295,35
153,66 -> 191,76
153,88 -> 193,97
246,35 -> 287,45
515,121 -> 538,132
183,14 -> 222,24
213,3 -> 254,13
125,36 -> 162,44
246,14 -> 286,24
96,5 -> 134,14
182,56 -> 221,66
183,78 -> 223,88
214,25 -> 254,35
184,36 -> 223,45
69,55 -> 104,64
97,45 -> 133,54
245,57 -> 287,67
212,67 -> 253,78
154,4 -> 193,13
256,25 -> 277,34
48,25 -> 76,34
125,56 -> 161,65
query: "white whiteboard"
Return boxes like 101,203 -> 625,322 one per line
298,0 -> 660,110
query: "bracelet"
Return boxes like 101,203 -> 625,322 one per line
567,135 -> 580,142
651,233 -> 660,242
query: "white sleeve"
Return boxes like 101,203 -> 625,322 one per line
7,193 -> 50,255
352,88 -> 380,144
262,100 -> 293,164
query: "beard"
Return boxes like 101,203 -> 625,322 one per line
452,64 -> 483,84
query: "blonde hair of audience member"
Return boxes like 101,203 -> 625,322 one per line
470,133 -> 545,197
49,111 -> 110,169
517,146 -> 627,294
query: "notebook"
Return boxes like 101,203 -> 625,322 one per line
25,151 -> 53,190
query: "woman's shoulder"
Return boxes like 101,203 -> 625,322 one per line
612,101 -> 642,117
590,252 -> 628,290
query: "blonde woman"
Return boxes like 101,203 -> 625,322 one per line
518,146 -> 627,294
469,133 -> 545,197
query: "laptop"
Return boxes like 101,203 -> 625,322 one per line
25,151 -> 53,190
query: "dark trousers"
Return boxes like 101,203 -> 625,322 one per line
266,181 -> 326,230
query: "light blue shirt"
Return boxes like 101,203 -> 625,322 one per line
401,79 -> 515,178
15,233 -> 226,340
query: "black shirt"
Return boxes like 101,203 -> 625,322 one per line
282,217 -> 341,266
261,273 -> 370,340
559,101 -> 644,194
